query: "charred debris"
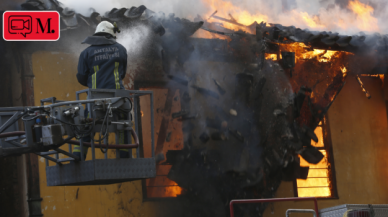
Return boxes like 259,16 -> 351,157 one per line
15,1 -> 388,216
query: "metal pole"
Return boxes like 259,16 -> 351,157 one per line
115,132 -> 120,159
88,91 -> 95,161
54,148 -> 80,161
43,97 -> 123,108
66,135 -> 139,148
55,149 -> 59,164
80,139 -> 85,161
134,96 -> 139,159
91,133 -> 95,160
286,209 -> 317,217
104,134 -> 108,159
150,92 -> 155,157
43,156 -> 62,165
128,108 -> 132,158
0,107 -> 25,112
0,131 -> 26,138
0,112 -> 21,134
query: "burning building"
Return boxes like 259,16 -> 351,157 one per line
0,0 -> 388,217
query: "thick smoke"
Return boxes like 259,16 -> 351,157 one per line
59,0 -> 208,18
60,0 -> 388,35
0,0 -> 23,10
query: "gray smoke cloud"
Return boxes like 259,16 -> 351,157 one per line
59,0 -> 208,18
59,0 -> 388,34
116,24 -> 152,60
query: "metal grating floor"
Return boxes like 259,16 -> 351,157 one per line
46,158 -> 156,186
319,204 -> 388,217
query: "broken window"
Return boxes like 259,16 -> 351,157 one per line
294,117 -> 338,198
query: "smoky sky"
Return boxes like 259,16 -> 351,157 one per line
333,0 -> 386,15
0,0 -> 24,10
335,0 -> 351,8
58,0 -> 388,34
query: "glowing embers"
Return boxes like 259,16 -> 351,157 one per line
296,122 -> 333,198
166,185 -> 183,197
278,42 -> 351,63
265,54 -> 277,60
341,66 -> 348,77
146,165 -> 183,198
300,50 -> 338,63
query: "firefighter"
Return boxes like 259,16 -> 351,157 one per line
74,21 -> 130,159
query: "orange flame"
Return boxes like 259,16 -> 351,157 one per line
198,0 -> 380,38
205,0 -> 268,32
278,42 -> 348,63
297,123 -> 333,198
265,54 -> 277,60
348,0 -> 379,32
298,12 -> 325,29
193,0 -> 366,199
341,66 -> 348,77
164,186 -> 183,197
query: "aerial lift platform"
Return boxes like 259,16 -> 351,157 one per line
0,89 -> 156,186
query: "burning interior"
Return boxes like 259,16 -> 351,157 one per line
1,0 -> 388,216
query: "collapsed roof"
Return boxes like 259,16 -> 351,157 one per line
19,0 -> 388,56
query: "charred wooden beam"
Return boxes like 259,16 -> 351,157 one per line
208,10 -> 218,20
228,14 -> 237,22
168,75 -> 189,86
181,114 -> 198,120
211,15 -> 246,27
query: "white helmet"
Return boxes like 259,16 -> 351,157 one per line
95,21 -> 115,37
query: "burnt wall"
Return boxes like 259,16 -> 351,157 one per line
19,49 -> 388,217
263,77 -> 388,216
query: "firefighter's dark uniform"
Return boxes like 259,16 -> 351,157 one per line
74,34 -> 129,158
76,35 -> 127,89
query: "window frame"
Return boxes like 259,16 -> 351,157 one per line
293,115 -> 339,199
